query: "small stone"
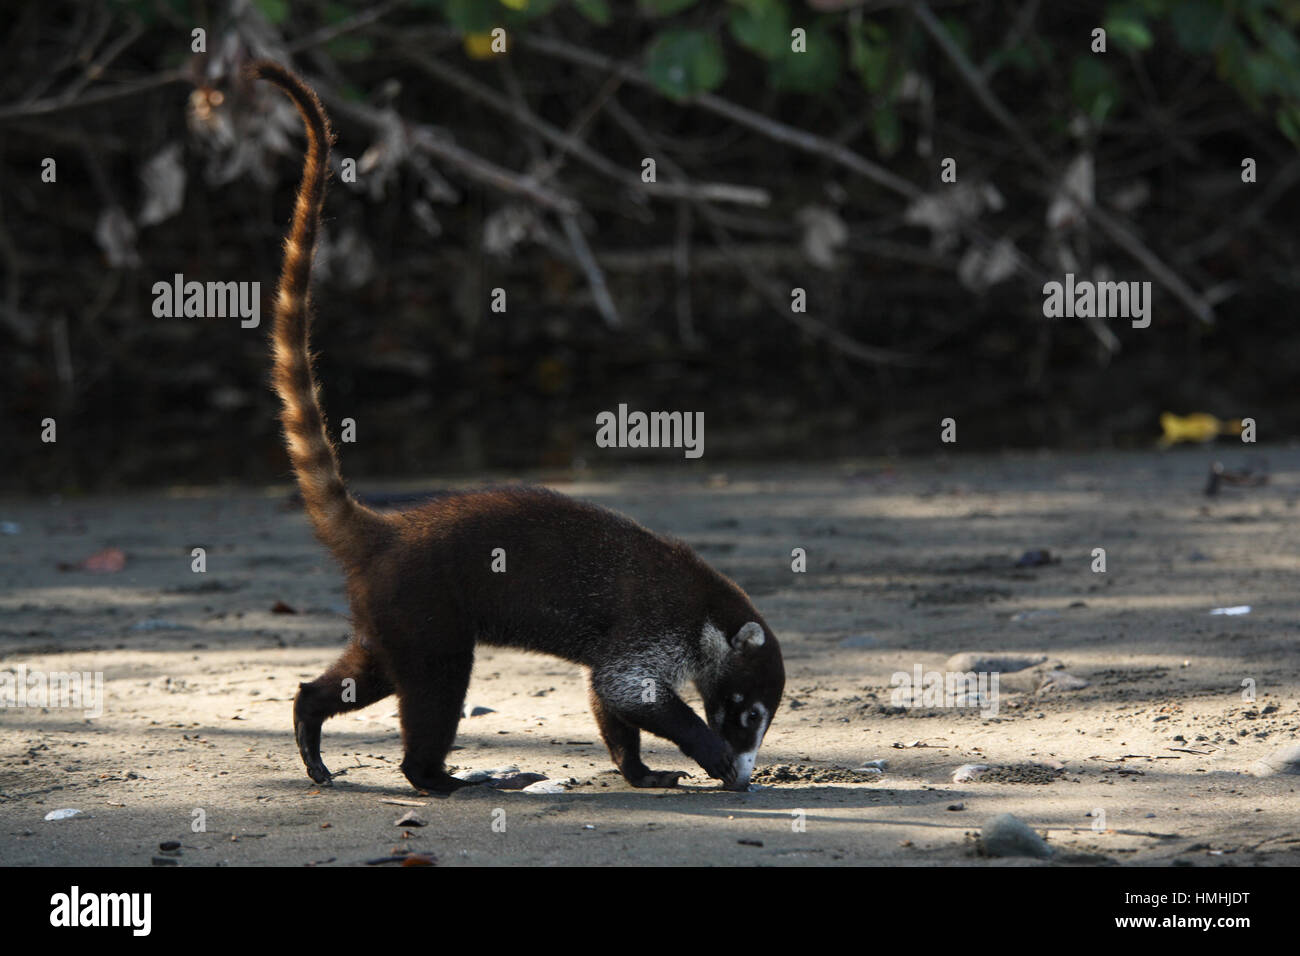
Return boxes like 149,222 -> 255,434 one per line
1014,549 -> 1053,568
945,653 -> 1047,674
488,772 -> 548,791
947,803 -> 965,811
1038,671 -> 1089,692
462,704 -> 495,717
839,634 -> 879,648
981,813 -> 1053,859
151,856 -> 179,867
520,779 -> 568,794
1253,743 -> 1300,777
43,809 -> 81,821
952,764 -> 989,783
158,840 -> 181,851
453,769 -> 493,784
394,811 -> 426,827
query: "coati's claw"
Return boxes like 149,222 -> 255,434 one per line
629,769 -> 689,788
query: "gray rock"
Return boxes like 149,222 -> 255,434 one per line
981,813 -> 1053,859
520,779 -> 569,794
952,763 -> 989,783
945,653 -> 1048,674
488,772 -> 548,791
394,811 -> 426,827
1253,743 -> 1300,777
452,769 -> 493,784
462,704 -> 496,717
1038,670 -> 1090,692
839,634 -> 879,648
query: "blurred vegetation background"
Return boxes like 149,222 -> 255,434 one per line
2,0 -> 1299,492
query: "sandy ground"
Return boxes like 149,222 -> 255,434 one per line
1,447 -> 1297,867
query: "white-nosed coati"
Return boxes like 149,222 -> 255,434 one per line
249,61 -> 784,793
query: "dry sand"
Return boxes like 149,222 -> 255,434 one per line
1,447 -> 1297,866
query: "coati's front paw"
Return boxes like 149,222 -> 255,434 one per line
304,762 -> 334,786
698,745 -> 741,789
402,762 -> 481,795
627,769 -> 689,788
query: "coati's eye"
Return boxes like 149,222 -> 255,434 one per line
747,707 -> 761,723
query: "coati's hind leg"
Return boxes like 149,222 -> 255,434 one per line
589,679 -> 687,788
295,640 -> 395,785
396,648 -> 478,794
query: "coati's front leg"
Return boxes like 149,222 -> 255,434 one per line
295,640 -> 395,785
589,682 -> 687,787
395,649 -> 479,794
590,669 -> 740,789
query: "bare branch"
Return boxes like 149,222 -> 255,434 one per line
388,37 -> 770,207
913,1 -> 1216,325
318,87 -> 581,216
516,32 -> 917,201
0,69 -> 189,124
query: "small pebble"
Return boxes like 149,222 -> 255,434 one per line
952,764 -> 989,783
1253,743 -> 1300,777
520,779 -> 568,794
981,813 -> 1053,859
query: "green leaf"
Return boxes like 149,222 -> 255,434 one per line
729,0 -> 789,60
1277,104 -> 1300,145
849,20 -> 891,93
645,28 -> 727,99
327,34 -> 376,61
573,0 -> 612,25
639,0 -> 698,16
1245,52 -> 1282,96
873,105 -> 902,157
1169,0 -> 1223,54
504,0 -> 564,22
445,0 -> 499,32
1104,15 -> 1153,53
253,0 -> 290,25
1071,55 -> 1122,123
770,25 -> 842,93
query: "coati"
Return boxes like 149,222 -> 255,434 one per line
249,61 -> 784,793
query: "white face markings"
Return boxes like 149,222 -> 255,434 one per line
734,701 -> 770,784
735,747 -> 758,784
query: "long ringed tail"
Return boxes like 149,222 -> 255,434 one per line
249,60 -> 389,566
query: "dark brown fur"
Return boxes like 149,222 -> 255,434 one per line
250,61 -> 784,794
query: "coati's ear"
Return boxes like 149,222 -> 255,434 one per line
730,621 -> 765,650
